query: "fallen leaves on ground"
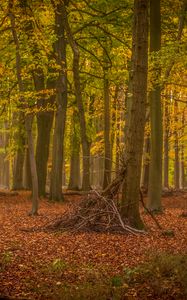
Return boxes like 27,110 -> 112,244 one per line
0,191 -> 187,299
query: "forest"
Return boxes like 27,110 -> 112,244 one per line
0,0 -> 187,299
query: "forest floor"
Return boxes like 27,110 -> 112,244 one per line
0,191 -> 187,300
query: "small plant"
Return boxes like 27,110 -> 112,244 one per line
0,251 -> 13,271
111,275 -> 123,287
50,258 -> 67,272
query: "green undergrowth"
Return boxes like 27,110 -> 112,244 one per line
123,252 -> 187,299
0,250 -> 13,271
25,253 -> 187,299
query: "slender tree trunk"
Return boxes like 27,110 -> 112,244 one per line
9,0 -> 38,214
125,62 -> 133,141
179,110 -> 185,189
103,66 -> 111,188
68,111 -> 81,190
174,99 -> 179,190
64,8 -> 91,191
33,71 -> 54,197
25,115 -> 39,214
147,0 -> 163,212
12,113 -> 25,190
121,0 -> 148,229
23,147 -> 32,190
141,135 -> 150,193
163,98 -> 169,189
3,122 -> 10,188
111,85 -> 120,176
50,1 -> 68,201
180,145 -> 185,189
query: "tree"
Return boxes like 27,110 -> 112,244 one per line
50,0 -> 68,201
8,0 -> 38,215
103,46 -> 111,189
121,0 -> 148,229
147,0 -> 162,212
68,110 -> 81,190
64,6 -> 91,191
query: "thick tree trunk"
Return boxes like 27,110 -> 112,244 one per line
121,0 -> 148,229
147,0 -> 162,211
50,2 -> 68,201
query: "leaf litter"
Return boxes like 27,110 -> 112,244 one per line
0,191 -> 187,299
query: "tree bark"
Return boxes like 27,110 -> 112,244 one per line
141,135 -> 150,192
64,8 -> 91,191
33,71 -> 54,197
68,111 -> 81,190
147,0 -> 163,212
12,113 -> 25,190
103,66 -> 111,189
121,0 -> 148,229
174,99 -> 179,190
179,110 -> 185,189
23,147 -> 32,190
163,97 -> 169,188
9,0 -> 38,214
50,1 -> 68,201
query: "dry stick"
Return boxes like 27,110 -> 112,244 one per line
93,189 -> 147,235
139,190 -> 163,230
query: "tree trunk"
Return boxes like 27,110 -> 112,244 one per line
147,0 -> 163,211
23,147 -> 32,190
34,71 -> 54,197
25,115 -> 39,214
121,0 -> 148,229
50,1 -> 68,201
141,135 -> 150,193
68,111 -> 81,190
12,113 -> 25,190
64,8 -> 91,191
21,4 -> 54,198
9,0 -> 38,214
103,67 -> 111,189
3,122 -> 10,188
179,110 -> 185,189
174,99 -> 179,190
163,97 -> 169,189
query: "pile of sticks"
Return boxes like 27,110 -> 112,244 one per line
46,168 -> 146,235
